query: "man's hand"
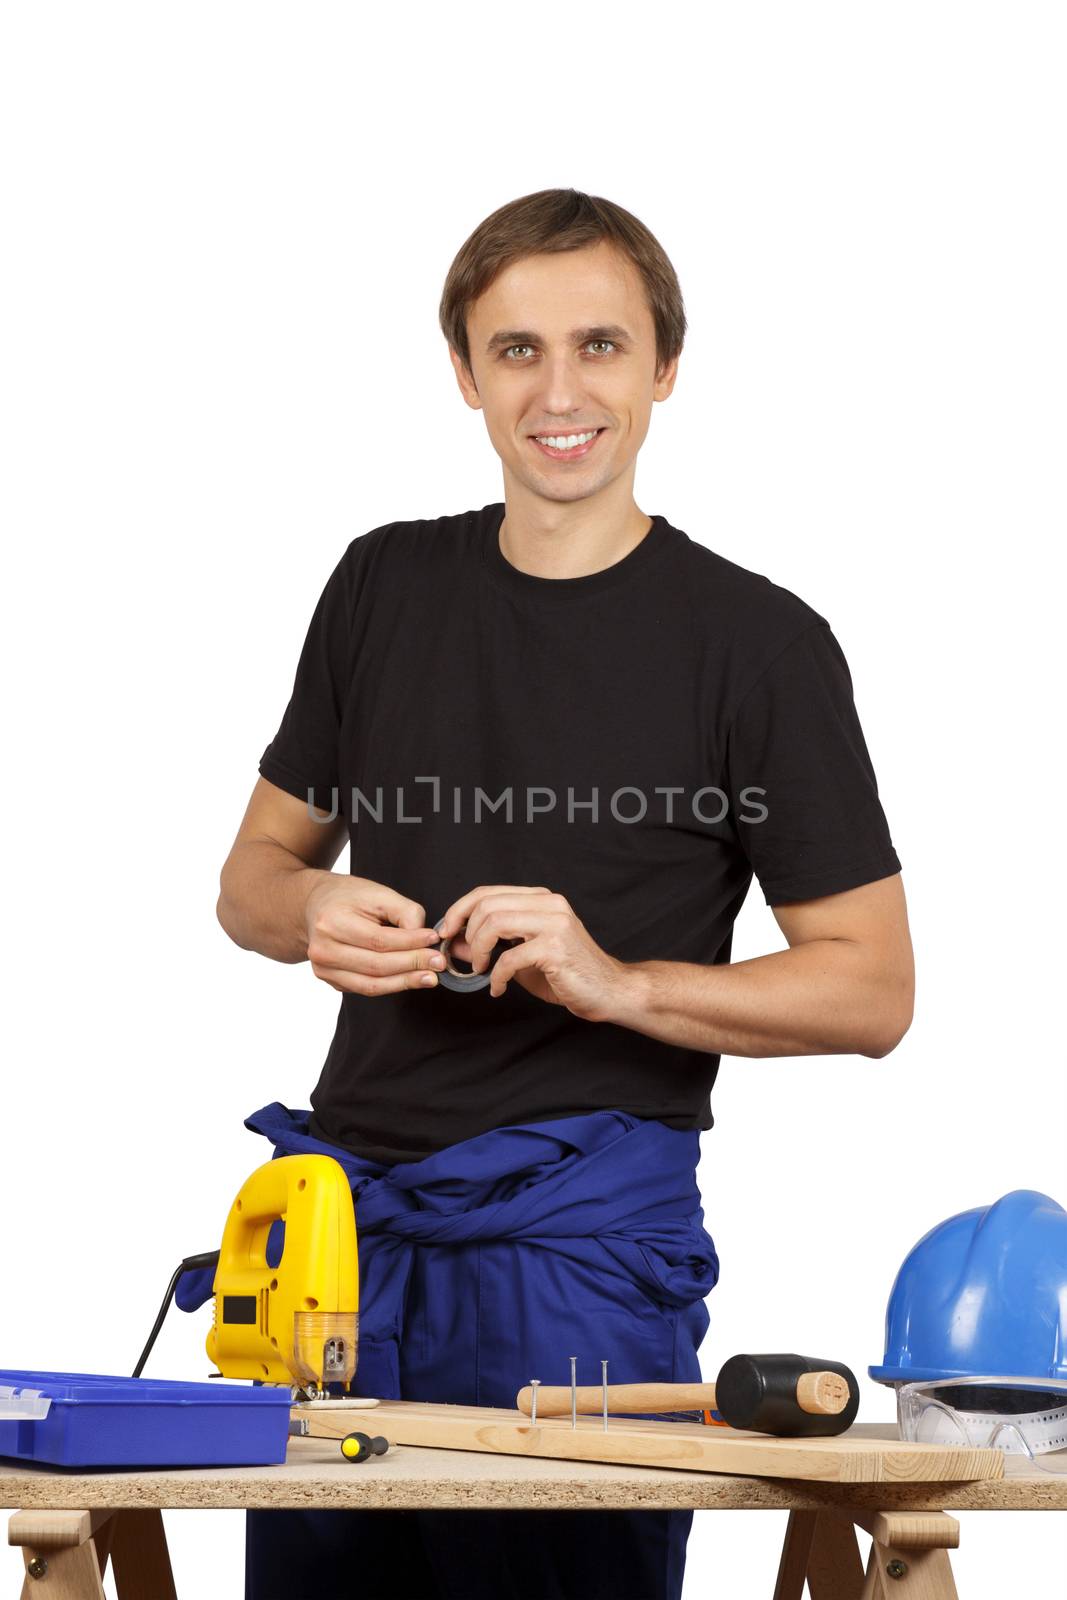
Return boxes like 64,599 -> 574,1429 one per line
305,876 -> 445,996
435,885 -> 628,1020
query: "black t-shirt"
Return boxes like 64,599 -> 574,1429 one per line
258,502 -> 901,1164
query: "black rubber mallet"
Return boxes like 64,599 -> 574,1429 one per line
516,1352 -> 860,1437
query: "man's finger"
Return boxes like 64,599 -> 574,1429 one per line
307,934 -> 446,977
347,883 -> 435,934
436,885 -> 550,942
356,882 -> 432,932
486,938 -> 541,997
309,906 -> 441,951
461,898 -> 563,970
309,961 -> 441,996
466,909 -> 563,972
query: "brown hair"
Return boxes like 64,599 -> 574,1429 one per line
439,189 -> 686,380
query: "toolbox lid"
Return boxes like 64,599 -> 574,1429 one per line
0,1368 -> 291,1407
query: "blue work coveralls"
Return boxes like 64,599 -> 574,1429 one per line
177,1102 -> 719,1600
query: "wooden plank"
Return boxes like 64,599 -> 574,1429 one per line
108,1511 -> 177,1600
807,1510 -> 866,1599
860,1537 -> 960,1598
8,1510 -> 103,1550
9,1510 -> 116,1600
772,1508 -> 817,1599
852,1511 -> 960,1550
16,1543 -> 107,1599
293,1399 -> 1005,1485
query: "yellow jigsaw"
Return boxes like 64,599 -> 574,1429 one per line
207,1154 -> 359,1397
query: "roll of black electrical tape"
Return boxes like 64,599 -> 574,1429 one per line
433,916 -> 492,992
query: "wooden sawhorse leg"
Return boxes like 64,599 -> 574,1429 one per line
8,1508 -> 177,1599
773,1507 -> 961,1599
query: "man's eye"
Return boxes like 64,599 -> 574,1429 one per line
502,340 -> 617,360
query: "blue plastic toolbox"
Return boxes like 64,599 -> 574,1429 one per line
0,1369 -> 293,1469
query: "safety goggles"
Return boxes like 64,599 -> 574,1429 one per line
895,1375 -> 1067,1474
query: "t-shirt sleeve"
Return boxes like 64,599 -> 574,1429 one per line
258,547 -> 356,810
724,620 -> 901,905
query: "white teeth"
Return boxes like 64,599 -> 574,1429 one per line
535,430 -> 598,449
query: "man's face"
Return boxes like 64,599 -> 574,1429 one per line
453,240 -> 677,506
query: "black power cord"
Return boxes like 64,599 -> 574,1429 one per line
133,1250 -> 220,1379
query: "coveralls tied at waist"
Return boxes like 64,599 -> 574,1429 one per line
175,1101 -> 719,1405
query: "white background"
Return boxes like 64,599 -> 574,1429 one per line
2,3 -> 1065,1595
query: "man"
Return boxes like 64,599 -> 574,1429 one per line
215,188 -> 914,1600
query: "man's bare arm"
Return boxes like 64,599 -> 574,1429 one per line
216,777 -> 349,962
603,874 -> 914,1060
217,777 -> 446,993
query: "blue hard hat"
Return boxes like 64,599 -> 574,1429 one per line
869,1189 -> 1067,1385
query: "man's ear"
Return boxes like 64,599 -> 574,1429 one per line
654,353 -> 680,403
449,345 -> 482,411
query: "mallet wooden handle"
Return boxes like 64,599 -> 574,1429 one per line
516,1372 -> 848,1418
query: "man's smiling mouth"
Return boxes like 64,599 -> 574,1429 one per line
529,428 -> 607,461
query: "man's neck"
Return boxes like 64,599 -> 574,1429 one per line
497,501 -> 654,581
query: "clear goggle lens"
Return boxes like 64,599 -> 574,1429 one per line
896,1376 -> 1067,1475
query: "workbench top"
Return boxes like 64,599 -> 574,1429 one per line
0,1426 -> 1064,1513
